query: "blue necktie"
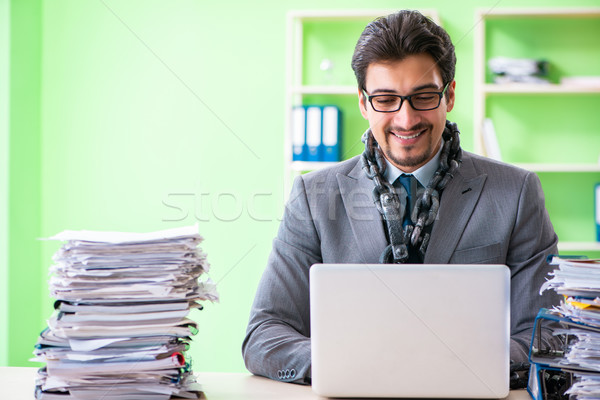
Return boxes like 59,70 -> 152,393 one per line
396,174 -> 416,227
396,174 -> 422,263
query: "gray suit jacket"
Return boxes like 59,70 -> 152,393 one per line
242,150 -> 560,384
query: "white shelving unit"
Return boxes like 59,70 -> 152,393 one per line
558,242 -> 600,253
474,7 -> 600,158
483,83 -> 600,95
474,8 -> 600,253
284,9 -> 440,196
290,85 -> 357,95
514,163 -> 600,173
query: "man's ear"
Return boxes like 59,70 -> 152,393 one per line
358,88 -> 369,119
445,80 -> 456,112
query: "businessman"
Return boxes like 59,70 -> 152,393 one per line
243,10 -> 560,384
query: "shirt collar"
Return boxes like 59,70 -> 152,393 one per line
383,140 -> 444,187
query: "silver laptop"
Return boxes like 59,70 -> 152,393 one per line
310,264 -> 510,398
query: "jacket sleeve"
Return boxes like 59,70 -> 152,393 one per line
506,171 -> 562,363
242,175 -> 321,384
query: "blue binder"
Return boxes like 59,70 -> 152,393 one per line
291,106 -> 307,161
321,106 -> 340,162
305,106 -> 322,162
527,308 -> 596,400
594,183 -> 600,242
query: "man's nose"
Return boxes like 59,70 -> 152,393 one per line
393,99 -> 421,128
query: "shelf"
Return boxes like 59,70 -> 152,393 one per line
291,85 -> 357,95
297,83 -> 600,96
288,9 -> 440,23
291,161 -> 339,172
479,8 -> 600,18
514,163 -> 600,173
288,9 -> 410,20
473,7 -> 600,156
557,242 -> 600,252
293,162 -> 600,174
474,8 -> 600,256
483,83 -> 600,95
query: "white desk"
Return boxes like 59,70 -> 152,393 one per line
0,367 -> 531,400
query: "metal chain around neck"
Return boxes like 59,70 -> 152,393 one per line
360,120 -> 462,263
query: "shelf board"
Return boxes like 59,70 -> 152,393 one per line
299,83 -> 600,96
558,242 -> 600,252
514,163 -> 600,173
288,9 -> 405,20
479,8 -> 600,18
291,161 -> 339,172
287,9 -> 441,24
291,85 -> 357,95
292,161 -> 599,174
483,83 -> 600,94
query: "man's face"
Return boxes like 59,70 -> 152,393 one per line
359,53 -> 455,173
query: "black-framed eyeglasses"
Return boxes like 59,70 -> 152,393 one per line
363,82 -> 450,113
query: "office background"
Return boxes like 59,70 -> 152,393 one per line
2,0 -> 599,373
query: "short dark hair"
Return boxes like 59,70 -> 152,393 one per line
351,10 -> 456,91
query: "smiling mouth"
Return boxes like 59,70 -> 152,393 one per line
391,129 -> 426,140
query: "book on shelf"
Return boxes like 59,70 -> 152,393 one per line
482,118 -> 502,161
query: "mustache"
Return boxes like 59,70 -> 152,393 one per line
386,122 -> 432,133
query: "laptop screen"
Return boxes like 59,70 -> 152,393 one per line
309,263 -> 510,398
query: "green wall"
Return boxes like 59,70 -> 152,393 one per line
0,0 -> 9,366
3,0 -> 600,372
5,0 -> 43,367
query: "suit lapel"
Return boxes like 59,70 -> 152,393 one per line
424,153 -> 487,264
336,160 -> 387,263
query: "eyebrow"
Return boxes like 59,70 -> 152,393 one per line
369,83 -> 442,95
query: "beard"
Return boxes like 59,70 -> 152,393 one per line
384,144 -> 432,169
382,122 -> 438,169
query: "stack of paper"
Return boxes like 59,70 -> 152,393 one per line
539,258 -> 600,399
488,57 -> 550,84
32,224 -> 218,400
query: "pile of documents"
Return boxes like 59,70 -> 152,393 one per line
488,57 -> 550,84
32,224 -> 218,400
529,258 -> 600,399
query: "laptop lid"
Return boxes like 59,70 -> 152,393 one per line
309,264 -> 510,398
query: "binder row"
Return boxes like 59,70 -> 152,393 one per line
292,105 -> 341,162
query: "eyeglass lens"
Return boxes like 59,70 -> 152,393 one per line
370,92 -> 442,112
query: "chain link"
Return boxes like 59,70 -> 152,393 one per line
360,120 -> 462,263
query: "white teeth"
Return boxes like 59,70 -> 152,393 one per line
393,130 -> 422,140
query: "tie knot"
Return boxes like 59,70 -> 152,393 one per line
396,174 -> 415,196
